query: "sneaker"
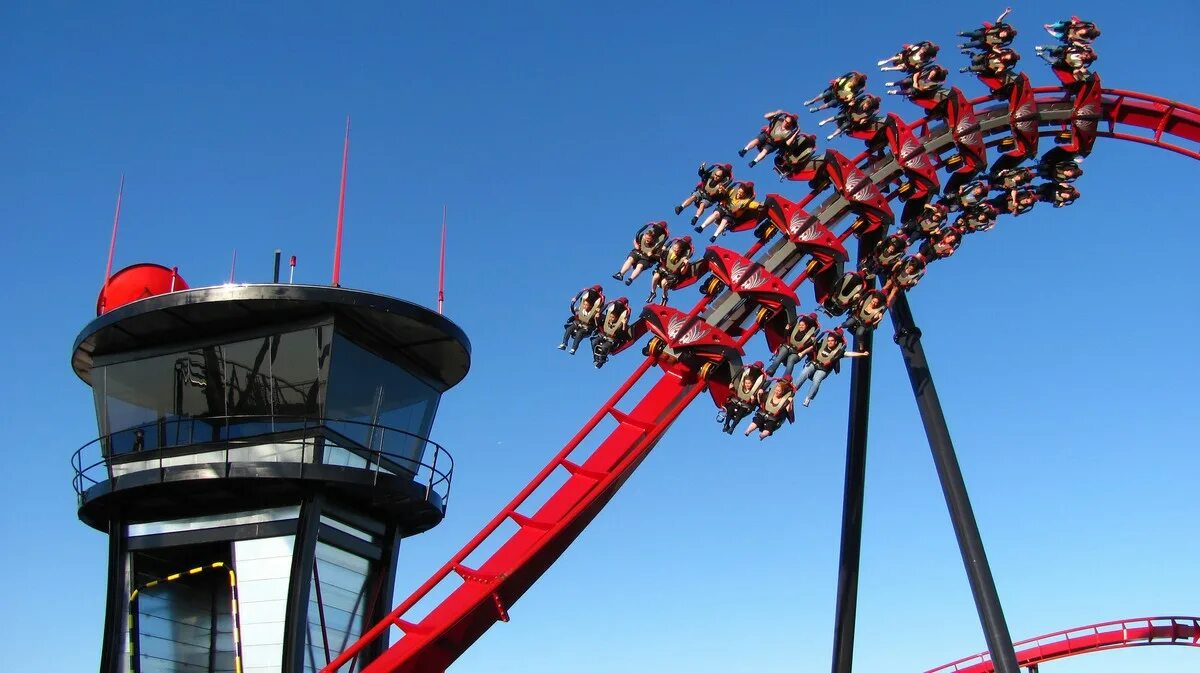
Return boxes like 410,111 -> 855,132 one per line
674,205 -> 684,215
612,272 -> 622,280
569,347 -> 577,355
748,159 -> 757,167
694,224 -> 703,233
802,397 -> 812,407
624,278 -> 633,286
738,149 -> 748,157
709,234 -> 717,243
690,216 -> 699,225
557,343 -> 566,350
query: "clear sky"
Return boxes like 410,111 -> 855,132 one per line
2,1 -> 1198,672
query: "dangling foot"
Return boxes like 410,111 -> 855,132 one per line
748,159 -> 758,168
802,397 -> 812,407
694,224 -> 704,233
709,234 -> 717,243
646,292 -> 656,303
569,347 -> 577,355
674,205 -> 684,215
612,272 -> 622,280
557,343 -> 566,350
624,277 -> 633,286
738,148 -> 748,157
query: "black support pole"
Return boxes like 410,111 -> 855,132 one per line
829,326 -> 873,673
889,293 -> 1019,673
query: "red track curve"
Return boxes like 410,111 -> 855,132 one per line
323,86 -> 1200,673
926,616 -> 1200,673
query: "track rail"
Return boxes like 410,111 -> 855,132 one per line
926,616 -> 1200,673
323,82 -> 1200,673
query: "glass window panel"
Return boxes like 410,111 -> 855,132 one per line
325,334 -> 441,470
304,542 -> 373,673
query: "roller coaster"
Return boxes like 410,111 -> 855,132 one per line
321,13 -> 1200,673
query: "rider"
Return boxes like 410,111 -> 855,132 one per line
592,297 -> 632,369
794,330 -> 869,407
821,93 -> 882,140
743,375 -> 797,440
887,64 -> 948,101
884,255 -> 928,304
740,110 -> 802,167
840,290 -> 889,338
918,226 -> 964,261
989,166 -> 1036,192
902,201 -> 949,239
559,285 -> 605,354
1037,182 -> 1080,208
675,163 -> 733,227
961,46 -> 1020,77
958,8 -> 1017,51
703,181 -> 761,243
1038,148 -> 1085,182
805,71 -> 868,112
878,41 -> 941,73
648,236 -> 694,304
722,361 -> 767,434
766,312 -> 821,377
773,132 -> 821,178
955,202 -> 1000,233
991,186 -> 1039,216
1036,42 -> 1098,82
1044,17 -> 1101,46
613,221 -> 669,286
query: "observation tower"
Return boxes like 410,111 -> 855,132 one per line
71,264 -> 470,673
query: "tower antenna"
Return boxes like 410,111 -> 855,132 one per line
103,174 -> 125,283
438,205 -> 447,314
331,115 -> 351,287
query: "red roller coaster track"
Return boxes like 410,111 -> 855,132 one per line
322,82 -> 1200,673
926,616 -> 1200,673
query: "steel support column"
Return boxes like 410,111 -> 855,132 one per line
829,326 -> 873,673
889,293 -> 1019,673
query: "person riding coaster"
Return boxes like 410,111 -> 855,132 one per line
955,202 -> 1000,233
699,181 -> 761,243
1037,181 -> 1080,208
862,232 -> 910,280
819,93 -> 882,141
886,65 -> 948,101
877,41 -> 941,73
558,285 -> 605,354
740,110 -> 802,168
591,297 -> 632,369
917,226 -> 964,261
675,163 -> 733,227
805,71 -> 868,112
743,375 -> 797,440
958,8 -> 1017,51
990,186 -> 1039,216
648,236 -> 695,304
1044,17 -> 1101,46
1038,148 -> 1085,182
613,221 -> 669,286
884,255 -> 927,304
901,201 -> 949,239
840,289 -> 890,338
989,166 -> 1036,192
793,329 -> 870,408
720,361 -> 767,434
1034,42 -> 1097,83
960,46 -> 1020,77
947,178 -> 992,211
772,133 -> 821,180
766,312 -> 821,378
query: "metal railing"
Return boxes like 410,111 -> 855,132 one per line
71,415 -> 454,509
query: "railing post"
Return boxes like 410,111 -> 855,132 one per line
427,444 -> 440,501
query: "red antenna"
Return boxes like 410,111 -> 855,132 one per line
438,205 -> 447,314
331,115 -> 351,287
103,174 -> 125,283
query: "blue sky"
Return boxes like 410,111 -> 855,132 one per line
2,1 -> 1198,672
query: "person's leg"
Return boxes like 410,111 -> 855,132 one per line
805,369 -> 830,404
628,263 -> 646,282
740,138 -> 760,156
560,322 -> 575,349
569,325 -> 588,353
766,347 -> 790,375
782,352 -> 802,377
751,147 -> 770,166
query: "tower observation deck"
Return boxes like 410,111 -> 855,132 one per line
71,279 -> 470,673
